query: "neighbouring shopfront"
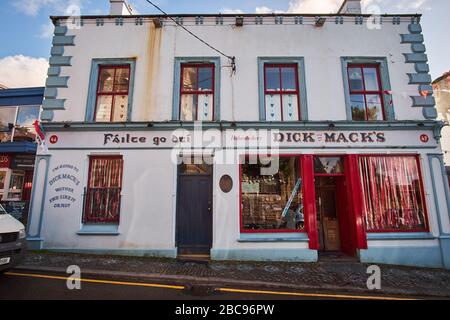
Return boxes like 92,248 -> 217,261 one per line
26,124 -> 450,268
0,87 -> 44,225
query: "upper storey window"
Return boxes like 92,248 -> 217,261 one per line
95,65 -> 130,122
180,63 -> 215,121
264,64 -> 300,121
347,64 -> 385,121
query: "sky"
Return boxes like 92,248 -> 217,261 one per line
0,0 -> 448,88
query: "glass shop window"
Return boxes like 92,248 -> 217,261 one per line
0,106 -> 40,143
314,157 -> 344,175
95,66 -> 130,122
83,156 -> 123,224
347,64 -> 385,121
180,63 -> 214,121
241,156 -> 304,232
264,64 -> 300,121
0,171 -> 6,198
358,156 -> 428,232
8,170 -> 25,200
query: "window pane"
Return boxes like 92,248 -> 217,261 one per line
281,67 -> 296,91
265,94 -> 282,121
98,68 -> 115,92
241,157 -> 304,231
363,67 -> 379,91
0,171 -> 5,189
197,94 -> 213,121
114,67 -> 130,92
265,67 -> 280,91
350,94 -> 366,121
348,67 -> 364,91
198,67 -> 213,91
314,157 -> 344,174
180,94 -> 196,121
282,94 -> 299,121
14,106 -> 40,142
366,94 -> 383,121
9,171 -> 24,192
182,67 -> 197,91
359,156 -> 427,231
112,95 -> 128,122
0,107 -> 16,142
95,95 -> 113,122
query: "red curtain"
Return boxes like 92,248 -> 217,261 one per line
359,156 -> 426,232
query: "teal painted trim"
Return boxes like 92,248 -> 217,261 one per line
77,224 -> 120,235
423,107 -> 437,119
414,63 -> 430,73
47,67 -> 61,77
40,110 -> 54,121
44,88 -> 58,98
400,34 -> 424,43
51,46 -> 65,56
367,232 -> 435,240
46,76 -> 69,88
411,96 -> 435,107
440,238 -> 450,268
43,248 -> 177,258
341,57 -> 394,120
408,23 -> 422,34
42,119 -> 442,132
52,35 -> 75,46
408,73 -> 432,84
54,26 -> 68,35
49,56 -> 72,66
211,248 -> 318,262
419,84 -> 433,94
411,43 -> 426,53
42,98 -> 66,110
85,58 -> 137,122
257,57 -> 308,121
239,232 -> 309,242
359,245 -> 443,268
172,57 -> 221,121
403,53 -> 427,63
26,155 -> 51,240
26,238 -> 44,250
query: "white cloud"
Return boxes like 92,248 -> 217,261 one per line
362,0 -> 431,12
221,8 -> 244,14
39,21 -> 55,39
13,0 -> 87,16
0,55 -> 49,88
287,0 -> 343,14
255,6 -> 285,14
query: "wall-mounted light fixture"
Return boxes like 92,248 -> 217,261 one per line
315,17 -> 326,27
235,16 -> 244,27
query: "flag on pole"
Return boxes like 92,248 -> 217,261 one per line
33,120 -> 48,152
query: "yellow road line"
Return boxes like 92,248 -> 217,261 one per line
5,272 -> 185,290
219,287 -> 417,301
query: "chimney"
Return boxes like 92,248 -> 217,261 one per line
110,0 -> 133,15
338,0 -> 362,14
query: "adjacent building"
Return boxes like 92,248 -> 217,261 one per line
0,87 -> 44,225
26,0 -> 450,268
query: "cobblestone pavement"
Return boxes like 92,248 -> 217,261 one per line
18,251 -> 450,297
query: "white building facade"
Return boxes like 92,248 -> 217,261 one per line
27,3 -> 450,268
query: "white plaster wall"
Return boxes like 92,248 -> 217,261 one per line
54,18 -> 425,123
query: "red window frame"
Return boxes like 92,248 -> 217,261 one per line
239,154 -> 306,234
357,154 -> 429,233
94,65 -> 131,122
264,63 -> 301,121
83,155 -> 124,224
347,64 -> 386,121
179,63 -> 215,121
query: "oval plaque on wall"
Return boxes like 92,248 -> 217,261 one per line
219,175 -> 233,193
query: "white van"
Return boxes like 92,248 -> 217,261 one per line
0,203 -> 27,273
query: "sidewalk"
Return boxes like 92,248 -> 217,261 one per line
16,251 -> 450,298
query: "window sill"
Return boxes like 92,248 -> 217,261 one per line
367,232 -> 435,241
238,232 -> 309,243
77,224 -> 120,236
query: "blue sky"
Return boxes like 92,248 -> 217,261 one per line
0,0 -> 448,87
